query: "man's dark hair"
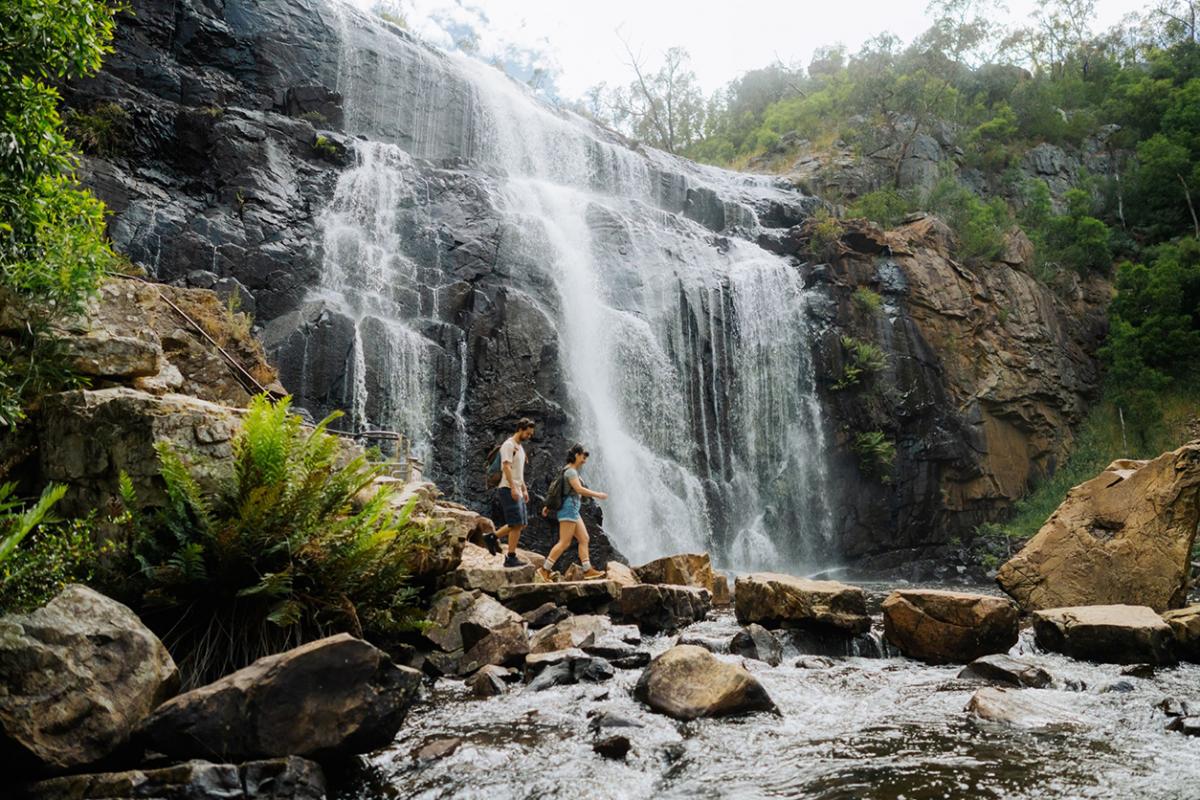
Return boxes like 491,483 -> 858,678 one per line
516,418 -> 535,431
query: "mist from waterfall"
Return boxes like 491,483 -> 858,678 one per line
311,0 -> 836,569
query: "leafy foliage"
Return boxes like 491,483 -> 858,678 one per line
852,287 -> 884,314
852,430 -> 897,483
64,101 -> 130,156
924,177 -> 1010,265
833,336 -> 888,391
0,511 -> 103,612
0,482 -> 106,612
1100,237 -> 1200,440
0,0 -> 124,426
847,188 -> 916,228
116,395 -> 436,686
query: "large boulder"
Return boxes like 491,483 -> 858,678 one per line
881,590 -> 1019,664
0,585 -> 179,775
616,584 -> 711,634
21,757 -> 325,800
424,587 -> 523,652
734,573 -> 870,634
634,553 -> 719,594
1032,605 -> 1176,665
457,620 -> 528,675
634,645 -> 777,721
141,634 -> 421,761
37,388 -> 242,519
497,581 -> 621,614
528,615 -> 611,654
452,542 -> 536,594
1162,606 -> 1200,662
997,443 -> 1200,612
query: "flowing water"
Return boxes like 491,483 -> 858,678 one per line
334,596 -> 1200,800
300,1 -> 834,569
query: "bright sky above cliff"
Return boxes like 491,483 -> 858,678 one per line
356,0 -> 1153,100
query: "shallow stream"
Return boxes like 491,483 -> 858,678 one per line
336,589 -> 1200,800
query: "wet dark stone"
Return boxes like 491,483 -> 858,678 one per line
795,656 -> 835,669
522,603 -> 570,629
609,652 -> 652,670
588,711 -> 645,734
1101,680 -> 1137,694
526,662 -> 575,692
593,735 -> 631,760
573,656 -> 615,683
1167,716 -> 1200,736
729,624 -> 783,667
1121,663 -> 1156,679
1159,698 -> 1191,717
957,654 -> 1052,689
676,634 -> 728,654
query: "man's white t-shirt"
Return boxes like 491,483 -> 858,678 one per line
498,436 -> 526,492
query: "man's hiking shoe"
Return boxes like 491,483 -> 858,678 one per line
503,553 -> 523,569
581,568 -> 604,580
536,567 -> 557,583
482,532 -> 501,556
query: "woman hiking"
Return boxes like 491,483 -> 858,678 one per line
538,443 -> 608,581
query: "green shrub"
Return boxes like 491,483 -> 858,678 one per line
852,430 -> 896,483
846,188 -> 913,229
852,286 -> 883,314
806,208 -> 843,261
833,335 -> 887,390
64,101 -> 130,156
118,394 -> 437,686
924,178 -> 1009,265
312,134 -> 341,159
0,512 -> 102,612
0,0 -> 124,426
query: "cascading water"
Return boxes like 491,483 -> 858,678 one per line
307,0 -> 836,569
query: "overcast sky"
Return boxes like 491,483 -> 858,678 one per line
352,1 -> 1152,99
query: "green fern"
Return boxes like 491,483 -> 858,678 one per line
118,393 -> 432,687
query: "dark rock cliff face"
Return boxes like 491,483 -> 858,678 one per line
799,218 -> 1108,571
65,0 -> 1107,569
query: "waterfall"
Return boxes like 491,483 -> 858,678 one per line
306,0 -> 837,569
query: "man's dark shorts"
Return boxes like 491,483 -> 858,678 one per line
495,487 -> 528,527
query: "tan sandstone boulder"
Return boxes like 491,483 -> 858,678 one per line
997,442 -> 1200,612
634,553 -> 719,594
734,573 -> 869,634
882,590 -> 1019,664
1032,605 -> 1176,665
634,645 -> 777,720
1161,606 -> 1200,662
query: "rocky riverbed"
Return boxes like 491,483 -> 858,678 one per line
336,601 -> 1200,800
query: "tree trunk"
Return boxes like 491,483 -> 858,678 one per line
1181,173 -> 1200,238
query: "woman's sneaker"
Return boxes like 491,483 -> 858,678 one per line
536,567 -> 557,583
503,553 -> 523,569
581,567 -> 604,580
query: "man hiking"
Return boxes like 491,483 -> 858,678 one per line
494,418 -> 535,568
